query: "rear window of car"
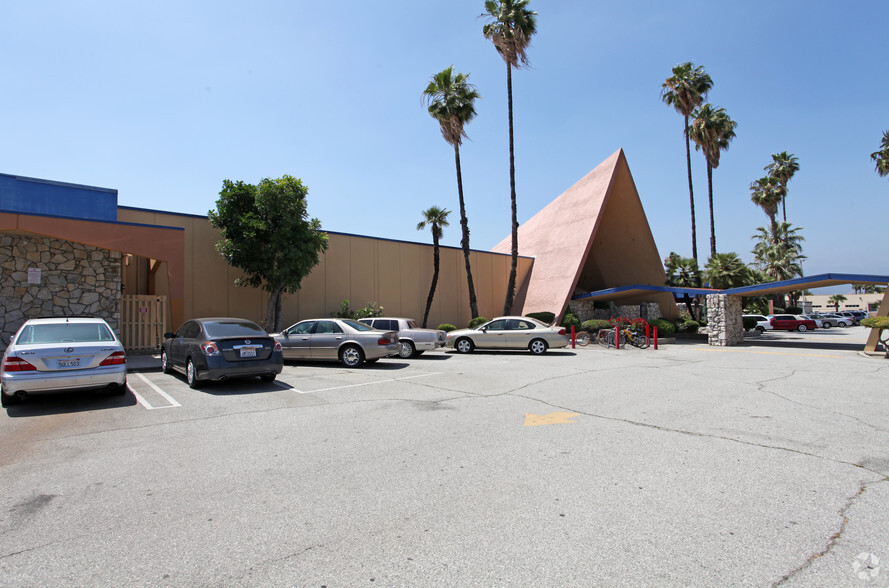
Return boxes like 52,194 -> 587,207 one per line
16,322 -> 115,344
343,319 -> 375,332
203,320 -> 266,338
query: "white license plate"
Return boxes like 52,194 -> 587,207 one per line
58,358 -> 80,368
239,348 -> 257,358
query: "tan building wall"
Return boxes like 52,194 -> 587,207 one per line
806,293 -> 883,314
116,207 -> 532,332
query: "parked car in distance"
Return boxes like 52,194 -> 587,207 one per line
769,314 -> 818,332
358,317 -> 447,358
743,314 -> 773,333
820,313 -> 852,327
161,317 -> 283,389
800,314 -> 830,329
837,311 -> 862,326
270,318 -> 399,367
848,310 -> 869,323
810,313 -> 840,328
1,317 -> 127,407
445,316 -> 569,355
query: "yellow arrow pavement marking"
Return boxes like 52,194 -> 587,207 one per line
524,411 -> 579,426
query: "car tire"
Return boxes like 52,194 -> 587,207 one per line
110,380 -> 128,395
755,326 -> 765,333
186,359 -> 203,389
838,321 -> 847,327
822,322 -> 831,329
455,338 -> 474,354
398,341 -> 416,359
798,324 -> 808,332
529,339 -> 548,355
161,350 -> 172,374
1,388 -> 21,407
260,374 -> 276,382
339,345 -> 364,367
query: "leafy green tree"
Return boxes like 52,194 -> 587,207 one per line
664,251 -> 702,316
828,294 -> 847,311
417,206 -> 451,328
482,0 -> 537,315
751,223 -> 805,282
764,151 -> 800,222
209,176 -> 328,332
424,66 -> 481,318
661,62 -> 713,263
872,130 -> 889,177
689,104 -> 737,258
703,252 -> 751,289
749,175 -> 786,239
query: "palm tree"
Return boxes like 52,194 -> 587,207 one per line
703,252 -> 751,290
661,62 -> 713,263
664,252 -> 702,317
749,176 -> 786,239
423,66 -> 481,318
828,294 -> 847,311
482,0 -> 537,315
689,104 -> 737,258
751,223 -> 806,282
416,206 -> 451,328
872,130 -> 889,177
764,152 -> 800,222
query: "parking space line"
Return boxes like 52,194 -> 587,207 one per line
132,373 -> 182,410
298,373 -> 435,394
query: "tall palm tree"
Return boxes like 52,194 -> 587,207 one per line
689,104 -> 737,258
872,130 -> 889,177
423,66 -> 481,318
416,206 -> 451,328
661,62 -> 713,263
703,252 -> 751,290
749,175 -> 786,240
764,152 -> 800,222
828,294 -> 847,311
751,223 -> 806,282
482,0 -> 537,315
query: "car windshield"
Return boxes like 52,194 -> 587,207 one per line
343,319 -> 374,332
203,320 -> 266,338
16,322 -> 115,344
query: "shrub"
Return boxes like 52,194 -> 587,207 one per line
649,318 -> 675,336
437,323 -> 457,332
526,311 -> 555,324
581,319 -> 612,333
330,300 -> 384,319
468,317 -> 488,329
772,307 -> 785,314
861,317 -> 889,330
560,311 -> 580,330
742,316 -> 758,331
786,306 -> 803,314
682,320 -> 700,333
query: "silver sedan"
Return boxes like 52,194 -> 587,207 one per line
270,318 -> 400,367
445,316 -> 570,355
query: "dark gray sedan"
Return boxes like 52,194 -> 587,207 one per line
161,318 -> 283,388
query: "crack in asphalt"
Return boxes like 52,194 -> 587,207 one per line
772,477 -> 889,587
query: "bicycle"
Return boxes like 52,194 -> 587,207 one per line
596,326 -> 650,349
574,330 -> 591,346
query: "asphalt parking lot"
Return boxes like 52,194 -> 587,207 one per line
2,327 -> 887,587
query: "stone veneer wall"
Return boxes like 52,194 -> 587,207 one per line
0,234 -> 121,351
705,293 -> 743,346
569,299 -> 662,322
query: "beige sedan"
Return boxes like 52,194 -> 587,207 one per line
270,319 -> 399,367
445,316 -> 570,355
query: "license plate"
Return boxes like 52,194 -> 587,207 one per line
239,347 -> 256,358
58,358 -> 80,368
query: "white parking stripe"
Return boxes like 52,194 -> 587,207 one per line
298,373 -> 435,394
132,372 -> 182,409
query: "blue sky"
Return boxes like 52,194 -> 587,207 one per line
3,1 -> 887,292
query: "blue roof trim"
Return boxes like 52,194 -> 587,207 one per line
0,172 -> 117,194
573,284 -> 718,300
0,208 -> 185,232
720,273 -> 889,295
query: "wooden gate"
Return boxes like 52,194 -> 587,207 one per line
121,295 -> 167,351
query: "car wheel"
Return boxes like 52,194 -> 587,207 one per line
110,380 -> 128,395
797,324 -> 808,332
839,321 -> 847,327
822,322 -> 831,329
340,345 -> 364,367
398,341 -> 416,359
186,359 -> 203,389
1,387 -> 21,407
161,350 -> 172,374
755,326 -> 765,333
455,338 -> 474,354
260,374 -> 276,382
529,339 -> 548,355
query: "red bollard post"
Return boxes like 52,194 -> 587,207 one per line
654,326 -> 658,350
571,325 -> 576,349
614,326 -> 620,349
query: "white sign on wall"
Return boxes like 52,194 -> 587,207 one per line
27,268 -> 41,284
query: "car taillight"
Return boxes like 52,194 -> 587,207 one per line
99,351 -> 127,366
2,356 -> 37,372
274,341 -> 282,352
200,342 -> 220,356
557,328 -> 566,336
378,338 -> 391,345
